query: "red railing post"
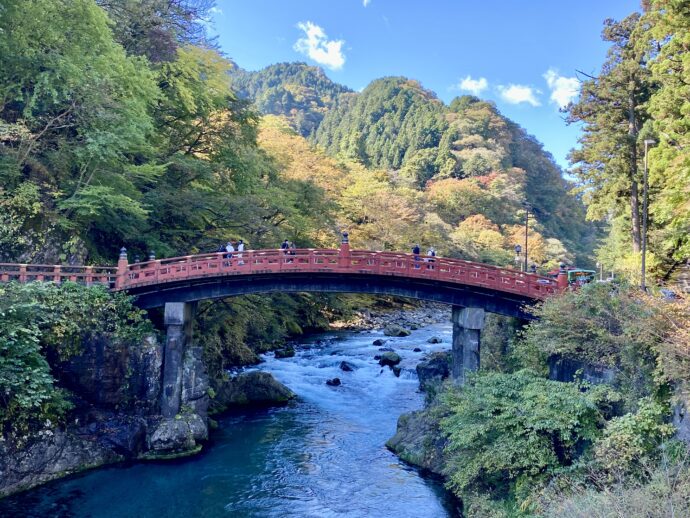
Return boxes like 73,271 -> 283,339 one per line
19,264 -> 27,283
116,247 -> 128,290
53,265 -> 61,284
85,266 -> 93,286
339,231 -> 350,269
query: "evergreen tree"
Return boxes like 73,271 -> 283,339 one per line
567,13 -> 654,254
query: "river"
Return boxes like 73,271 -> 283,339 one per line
0,322 -> 458,518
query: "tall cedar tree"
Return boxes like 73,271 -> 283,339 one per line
567,13 -> 654,253
646,0 -> 690,263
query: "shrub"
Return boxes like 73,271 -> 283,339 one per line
0,281 -> 152,440
439,369 -> 618,509
516,283 -> 664,408
539,446 -> 690,517
594,397 -> 676,479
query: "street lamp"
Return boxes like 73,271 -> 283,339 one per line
521,203 -> 532,273
641,139 -> 656,291
514,244 -> 522,271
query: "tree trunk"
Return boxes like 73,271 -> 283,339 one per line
628,92 -> 641,253
630,180 -> 641,253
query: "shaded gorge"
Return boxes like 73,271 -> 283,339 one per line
0,324 -> 458,517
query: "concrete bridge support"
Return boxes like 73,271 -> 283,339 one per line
161,302 -> 195,417
451,306 -> 485,385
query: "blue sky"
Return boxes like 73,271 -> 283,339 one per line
210,0 -> 640,169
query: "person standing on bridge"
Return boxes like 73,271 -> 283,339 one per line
225,241 -> 235,266
412,244 -> 421,268
426,246 -> 436,269
237,239 -> 245,265
281,239 -> 290,255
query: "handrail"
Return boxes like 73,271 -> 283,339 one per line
0,263 -> 117,286
0,249 -> 559,300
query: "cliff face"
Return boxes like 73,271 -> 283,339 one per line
0,334 -> 210,498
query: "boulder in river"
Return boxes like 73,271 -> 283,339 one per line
386,409 -> 446,476
426,336 -> 443,344
392,366 -> 402,377
413,347 -> 422,352
378,346 -> 395,352
416,352 -> 452,392
326,378 -> 341,386
372,338 -> 387,346
379,351 -> 402,368
274,347 -> 295,359
383,325 -> 411,337
339,361 -> 356,372
147,413 -> 207,458
210,371 -> 295,414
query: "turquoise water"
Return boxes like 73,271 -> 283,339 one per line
0,324 -> 457,517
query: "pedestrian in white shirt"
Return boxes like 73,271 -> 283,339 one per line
237,240 -> 245,264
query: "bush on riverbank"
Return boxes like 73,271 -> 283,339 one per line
440,370 -> 619,513
0,282 -> 152,441
431,284 -> 690,515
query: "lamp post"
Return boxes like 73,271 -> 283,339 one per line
521,203 -> 531,273
514,244 -> 522,271
641,139 -> 656,291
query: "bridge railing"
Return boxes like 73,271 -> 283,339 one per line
115,248 -> 559,300
0,263 -> 117,286
0,249 -> 560,300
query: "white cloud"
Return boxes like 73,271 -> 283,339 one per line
456,75 -> 488,95
209,6 -> 223,15
294,21 -> 346,70
497,84 -> 541,106
543,68 -> 580,108
363,0 -> 371,6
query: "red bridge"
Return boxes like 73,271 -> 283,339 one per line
0,242 -> 565,317
0,241 -> 568,398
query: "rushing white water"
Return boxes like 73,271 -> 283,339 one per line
0,322 -> 457,518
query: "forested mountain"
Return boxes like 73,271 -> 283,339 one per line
229,62 -> 351,137
314,78 -> 446,171
242,72 -> 594,263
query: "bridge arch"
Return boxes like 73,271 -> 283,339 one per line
0,243 -> 568,416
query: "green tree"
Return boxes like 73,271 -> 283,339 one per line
567,13 -> 654,255
645,0 -> 690,263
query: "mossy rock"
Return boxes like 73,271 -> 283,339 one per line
383,325 -> 411,337
379,351 -> 402,367
210,371 -> 296,414
274,347 -> 295,359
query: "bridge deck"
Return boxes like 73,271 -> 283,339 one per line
0,248 -> 560,301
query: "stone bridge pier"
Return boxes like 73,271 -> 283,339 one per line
161,302 -> 196,417
451,305 -> 485,385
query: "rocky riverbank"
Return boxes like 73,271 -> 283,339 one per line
0,300 -> 448,499
0,334 -> 203,497
0,333 -> 295,498
331,301 -> 450,332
